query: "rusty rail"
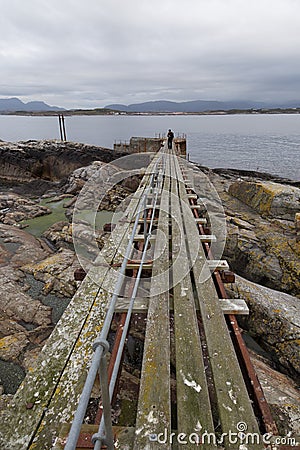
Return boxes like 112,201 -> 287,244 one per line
186,181 -> 279,436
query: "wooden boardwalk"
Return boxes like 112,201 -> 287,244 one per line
134,150 -> 260,450
0,144 -> 284,450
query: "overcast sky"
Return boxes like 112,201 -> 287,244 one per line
0,0 -> 300,109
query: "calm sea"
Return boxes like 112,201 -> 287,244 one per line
0,114 -> 299,180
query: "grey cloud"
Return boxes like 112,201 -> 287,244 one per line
0,0 -> 300,108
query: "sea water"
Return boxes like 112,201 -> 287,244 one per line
0,113 -> 299,180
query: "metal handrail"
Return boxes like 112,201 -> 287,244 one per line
93,164 -> 163,450
64,155 -> 163,449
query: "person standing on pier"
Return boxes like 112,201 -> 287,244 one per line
167,129 -> 174,149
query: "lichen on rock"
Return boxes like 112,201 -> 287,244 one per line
229,180 -> 300,220
204,170 -> 300,297
228,274 -> 300,379
22,248 -> 79,298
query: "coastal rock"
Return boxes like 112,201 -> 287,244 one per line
0,223 -> 66,379
0,193 -> 51,225
0,268 -> 52,366
226,219 -> 282,290
42,221 -> 73,249
0,140 -> 127,184
1,272 -> 52,326
22,248 -> 79,298
201,170 -> 300,297
229,180 -> 300,220
0,333 -> 30,362
64,161 -> 142,212
0,224 -> 50,267
0,142 -> 142,395
249,350 -> 300,437
227,275 -> 300,379
0,316 -> 25,337
296,212 -> 300,242
64,161 -> 110,195
224,211 -> 300,297
26,325 -> 53,346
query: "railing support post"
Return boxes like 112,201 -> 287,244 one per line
92,339 -> 114,450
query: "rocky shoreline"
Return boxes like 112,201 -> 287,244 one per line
0,139 -> 299,436
0,140 -> 142,392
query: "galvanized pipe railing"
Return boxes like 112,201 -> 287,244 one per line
64,155 -> 163,450
92,166 -> 163,450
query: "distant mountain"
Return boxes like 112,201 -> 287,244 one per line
0,97 -> 65,112
105,99 -> 300,112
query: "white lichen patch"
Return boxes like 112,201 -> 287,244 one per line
222,403 -> 233,412
180,286 -> 188,297
114,438 -> 121,448
146,410 -> 159,425
180,370 -> 202,393
195,420 -> 202,432
135,426 -> 144,436
228,388 -> 237,404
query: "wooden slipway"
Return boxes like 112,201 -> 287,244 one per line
1,145 -> 277,450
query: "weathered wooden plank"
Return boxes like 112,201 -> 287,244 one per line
125,262 -> 153,270
113,297 -> 149,312
207,259 -> 230,271
195,217 -> 207,224
134,155 -> 171,450
174,156 -> 261,448
133,234 -> 156,241
170,155 -> 215,450
199,234 -> 217,242
136,218 -> 159,224
187,193 -> 198,199
219,299 -> 249,315
113,298 -> 249,315
146,204 -> 160,209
